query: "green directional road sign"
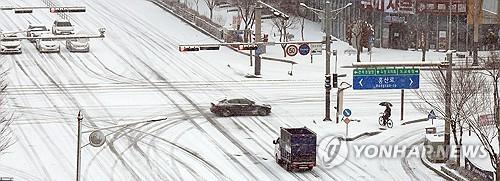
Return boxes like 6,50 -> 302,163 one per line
353,68 -> 420,76
353,68 -> 420,90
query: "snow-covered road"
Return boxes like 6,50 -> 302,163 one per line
0,0 -> 447,180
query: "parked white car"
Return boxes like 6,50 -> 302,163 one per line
26,24 -> 50,42
66,38 -> 89,52
0,34 -> 22,54
52,19 -> 74,35
36,34 -> 60,53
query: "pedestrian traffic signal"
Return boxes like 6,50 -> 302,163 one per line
179,46 -> 200,52
14,9 -> 32,13
238,44 -> 258,50
332,73 -> 338,88
49,7 -> 86,13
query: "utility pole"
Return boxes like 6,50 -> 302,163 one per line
254,5 -> 262,76
76,111 -> 83,181
445,51 -> 452,158
324,1 -> 332,121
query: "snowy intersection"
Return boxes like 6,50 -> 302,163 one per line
0,0 -> 456,180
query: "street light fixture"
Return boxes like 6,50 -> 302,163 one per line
299,1 -> 352,122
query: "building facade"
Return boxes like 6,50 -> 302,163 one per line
298,0 -> 499,51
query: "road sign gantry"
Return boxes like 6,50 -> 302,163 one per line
178,40 -> 327,52
0,6 -> 85,13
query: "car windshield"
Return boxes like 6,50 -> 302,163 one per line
2,35 -> 18,42
73,38 -> 89,43
2,39 -> 17,42
31,27 -> 47,31
41,38 -> 54,42
56,22 -> 72,26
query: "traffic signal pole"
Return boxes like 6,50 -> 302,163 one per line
254,5 -> 262,76
324,1 -> 332,121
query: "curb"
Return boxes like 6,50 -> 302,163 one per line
419,151 -> 456,181
441,166 -> 468,181
341,131 -> 382,142
401,118 -> 429,125
149,0 -> 297,65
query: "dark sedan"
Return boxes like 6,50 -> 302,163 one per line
210,98 -> 271,117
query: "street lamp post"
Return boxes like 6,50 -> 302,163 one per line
75,111 -> 166,181
254,5 -> 262,75
76,111 -> 83,181
300,1 -> 352,122
253,1 -> 290,76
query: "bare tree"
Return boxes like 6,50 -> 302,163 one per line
465,52 -> 500,180
414,63 -> 487,167
0,70 -> 13,155
346,20 -> 374,62
271,16 -> 299,57
194,0 -> 200,13
203,0 -> 217,20
415,14 -> 430,62
233,0 -> 256,42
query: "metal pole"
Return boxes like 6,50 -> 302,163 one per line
336,86 -> 347,124
436,16 -> 439,51
448,0 -> 452,50
76,111 -> 83,181
254,5 -> 262,75
445,51 -> 452,159
472,0 -> 480,65
401,89 -> 404,121
335,50 -> 338,73
346,123 -> 348,138
250,50 -> 253,66
324,1 -> 332,121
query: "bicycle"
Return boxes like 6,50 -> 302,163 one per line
378,113 -> 393,128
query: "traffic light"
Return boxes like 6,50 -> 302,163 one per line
332,73 -> 338,88
14,9 -> 32,13
238,44 -> 258,50
179,46 -> 200,52
325,75 -> 331,89
199,45 -> 220,50
49,7 -> 86,13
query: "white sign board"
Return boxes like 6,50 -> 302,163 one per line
310,43 -> 322,55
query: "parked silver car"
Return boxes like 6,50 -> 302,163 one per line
66,38 -> 89,52
36,34 -> 60,53
52,19 -> 74,35
0,34 -> 21,54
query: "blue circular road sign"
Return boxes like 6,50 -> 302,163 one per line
343,109 -> 352,117
299,44 -> 310,55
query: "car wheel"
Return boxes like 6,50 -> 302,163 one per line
221,109 -> 231,117
258,108 -> 269,116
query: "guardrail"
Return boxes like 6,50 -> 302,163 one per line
152,0 -> 229,42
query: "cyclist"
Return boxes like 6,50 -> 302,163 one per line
382,105 -> 391,125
